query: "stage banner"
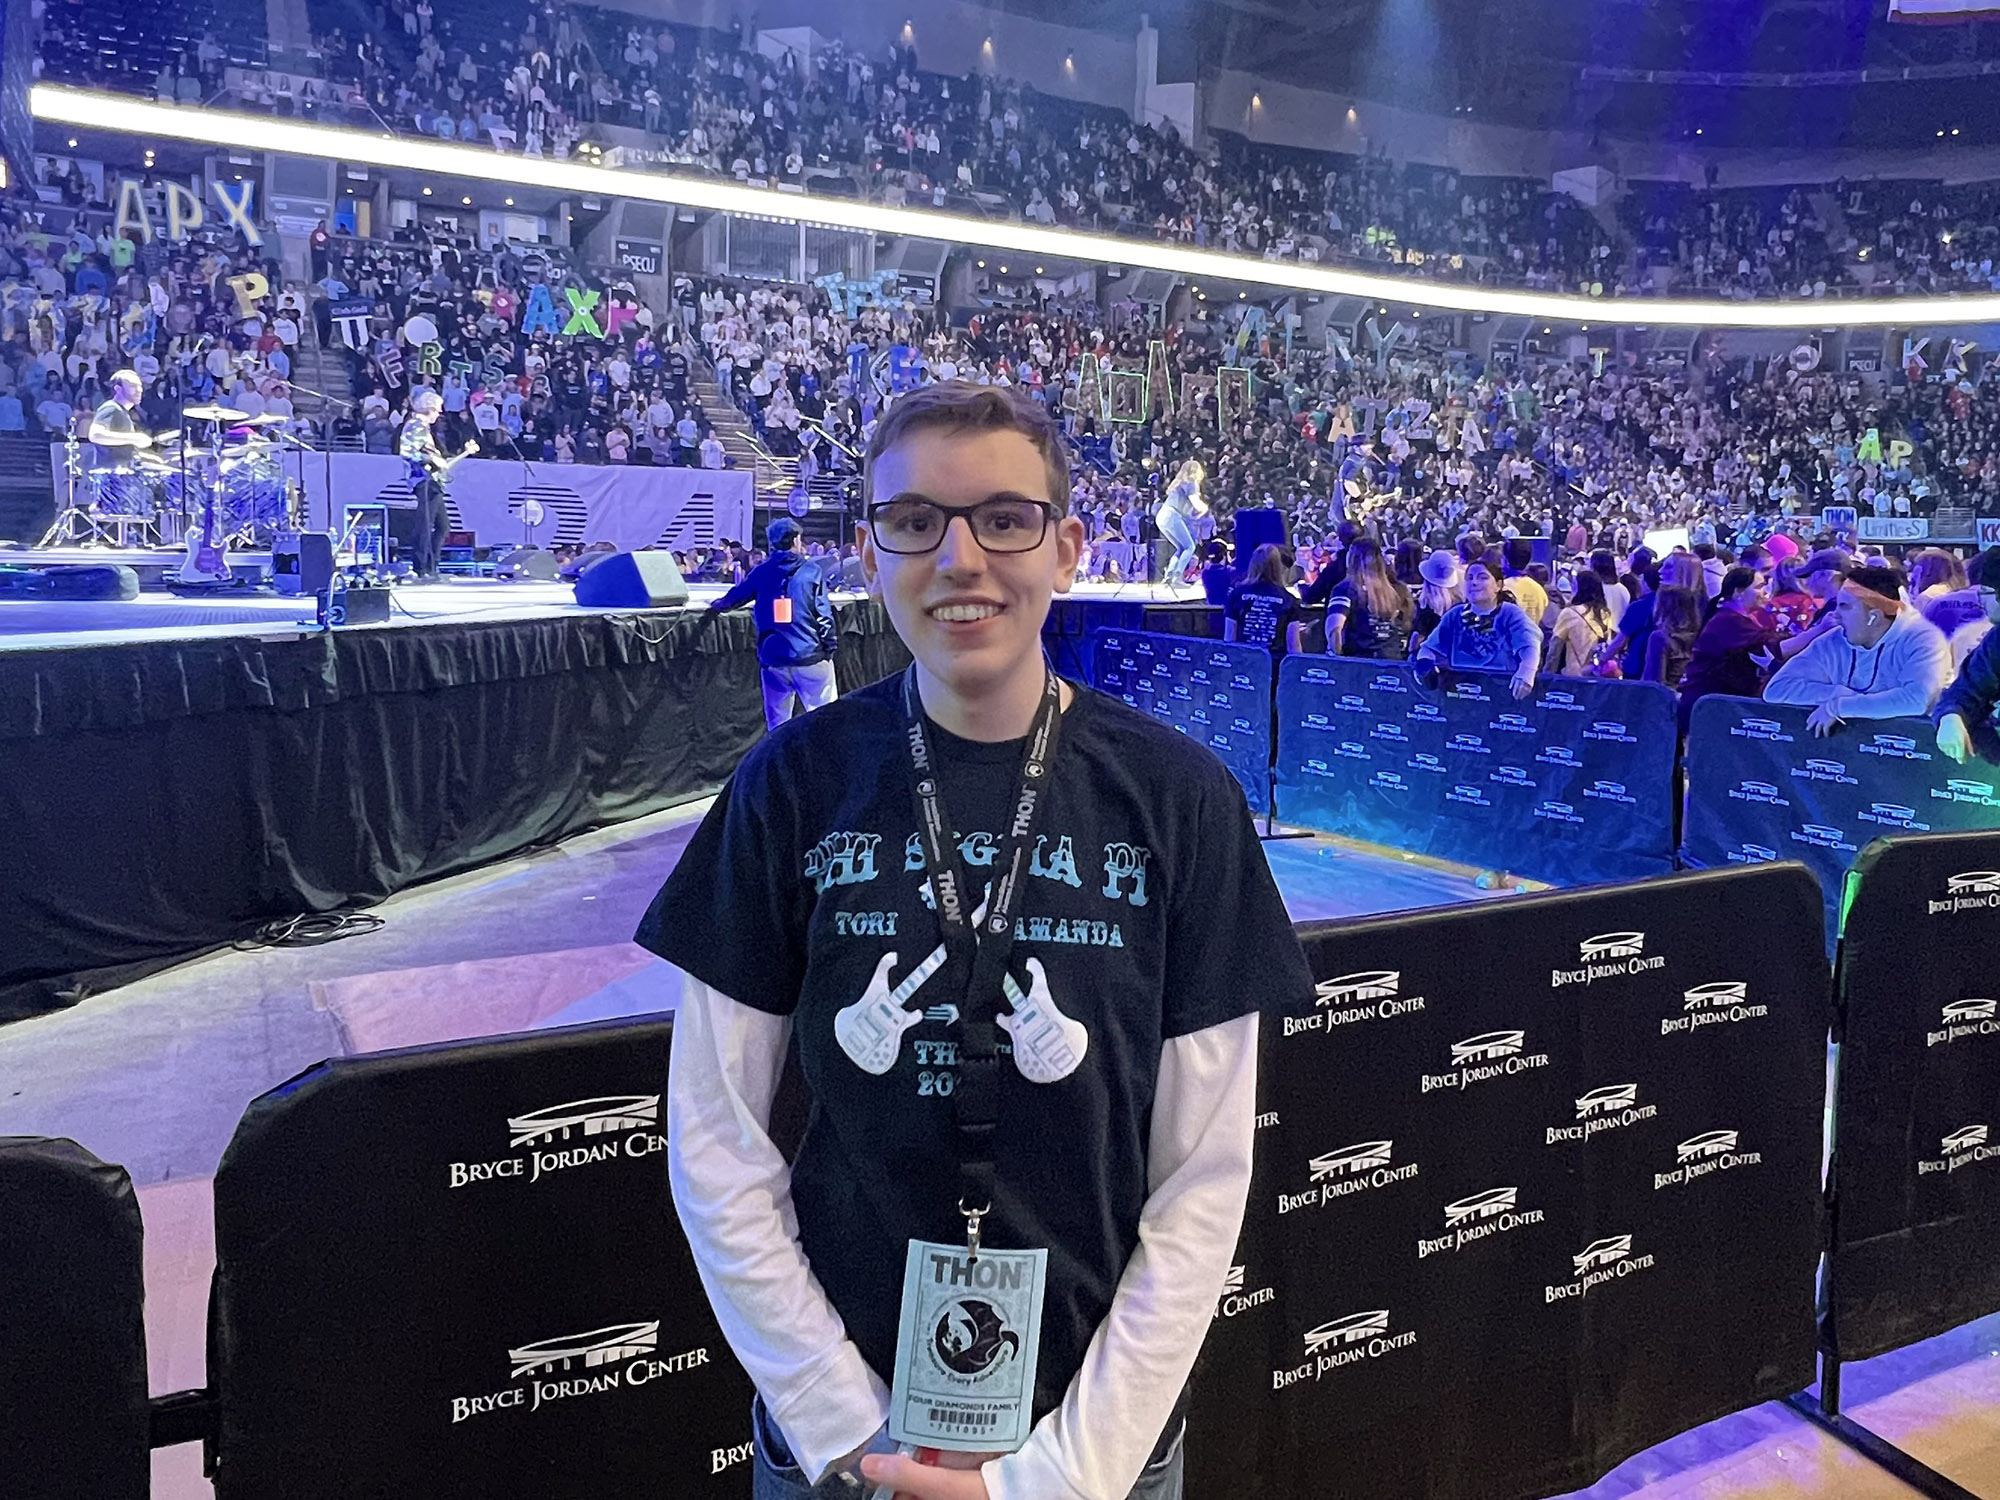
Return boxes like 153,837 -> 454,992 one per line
1273,658 -> 1678,885
1088,628 -> 1271,813
294,456 -> 755,554
1188,867 -> 1827,1500
1826,832 -> 2000,1362
1679,696 -> 2000,944
210,1017 -> 755,1498
0,1137 -> 149,1500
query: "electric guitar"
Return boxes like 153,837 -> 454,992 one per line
175,479 -> 231,586
834,944 -> 950,1075
418,438 -> 479,485
996,958 -> 1088,1084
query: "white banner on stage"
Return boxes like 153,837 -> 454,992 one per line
54,449 -> 755,553
297,456 -> 753,552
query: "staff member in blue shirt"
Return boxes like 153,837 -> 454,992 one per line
708,518 -> 840,727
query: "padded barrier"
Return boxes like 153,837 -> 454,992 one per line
1679,696 -> 2000,944
0,1136 -> 149,1500
1088,628 -> 1274,814
1273,657 -> 1679,885
207,1016 -> 755,1498
1825,831 -> 2000,1363
1188,864 -> 1829,1500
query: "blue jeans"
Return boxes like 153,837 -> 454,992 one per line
750,1395 -> 1185,1500
1154,506 -> 1197,582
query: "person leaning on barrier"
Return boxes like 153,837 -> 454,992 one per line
1934,572 -> 2000,764
705,517 -> 840,730
1414,558 -> 1541,699
1762,563 -> 1952,738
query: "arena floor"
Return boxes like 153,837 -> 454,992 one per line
1,796 -> 1995,1498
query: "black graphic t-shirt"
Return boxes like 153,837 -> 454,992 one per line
637,674 -> 1311,1420
1225,580 -> 1304,657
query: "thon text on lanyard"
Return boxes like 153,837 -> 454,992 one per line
900,664 -> 1063,1258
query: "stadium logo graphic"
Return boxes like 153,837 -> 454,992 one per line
1546,1234 -> 1656,1302
1731,716 -> 1795,744
1929,998 -> 2000,1049
1370,673 -> 1409,694
1553,932 -> 1664,988
1337,694 -> 1367,713
1541,690 -> 1585,713
1369,770 -> 1408,792
1534,745 -> 1580,767
1446,783 -> 1493,808
1726,843 -> 1779,865
1664,981 -> 1768,1036
1920,1124 -> 1998,1175
450,1320 -> 710,1423
1303,758 -> 1336,779
1407,702 -> 1446,724
1276,1311 -> 1416,1387
1791,823 -> 1858,853
451,1096 -> 665,1189
1289,972 -> 1424,1039
1490,765 -> 1535,787
1448,733 -> 1492,755
1584,719 -> 1637,744
1931,871 -> 2000,915
1549,1083 -> 1658,1145
1533,799 -> 1583,825
1285,1139 -> 1419,1213
1215,1264 -> 1276,1319
1859,801 -> 1931,832
1860,733 -> 1930,762
1729,779 -> 1791,807
1792,757 -> 1857,786
1426,1030 -> 1549,1094
1423,1186 -> 1544,1257
1491,713 -> 1535,735
1658,1130 -> 1762,1190
1931,779 -> 2000,808
1584,779 -> 1637,805
1408,752 -> 1445,773
1334,741 -> 1372,761
1446,681 -> 1492,702
1370,721 -> 1409,743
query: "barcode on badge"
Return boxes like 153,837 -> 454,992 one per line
929,1408 -> 999,1429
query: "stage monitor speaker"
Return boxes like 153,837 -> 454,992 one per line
1233,507 -> 1287,557
572,549 -> 691,608
495,546 -> 559,581
272,531 -> 335,597
42,563 -> 140,601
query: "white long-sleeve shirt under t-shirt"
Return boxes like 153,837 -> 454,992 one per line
666,976 -> 1260,1500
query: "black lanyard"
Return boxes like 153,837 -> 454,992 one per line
901,664 -> 1063,1256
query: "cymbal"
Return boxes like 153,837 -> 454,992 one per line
236,413 -> 289,427
91,429 -> 154,448
182,404 -> 250,422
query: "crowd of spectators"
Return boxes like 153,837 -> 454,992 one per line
38,0 -> 2000,303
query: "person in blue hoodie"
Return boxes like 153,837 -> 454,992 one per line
708,518 -> 839,728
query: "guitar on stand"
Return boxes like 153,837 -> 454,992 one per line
175,472 -> 233,585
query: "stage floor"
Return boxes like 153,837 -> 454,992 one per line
2,797 -> 1996,1499
0,570 -> 1209,652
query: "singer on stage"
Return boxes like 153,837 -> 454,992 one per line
398,387 -> 454,581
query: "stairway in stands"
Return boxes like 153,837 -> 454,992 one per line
287,304 -> 351,433
687,368 -> 798,506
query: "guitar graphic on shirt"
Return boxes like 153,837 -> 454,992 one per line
998,958 -> 1088,1084
834,944 -> 950,1075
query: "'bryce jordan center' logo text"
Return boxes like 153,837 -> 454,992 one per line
449,1321 -> 711,1424
1286,969 -> 1426,1038
449,1095 -> 664,1188
1552,932 -> 1665,988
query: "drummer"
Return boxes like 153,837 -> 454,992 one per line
85,369 -> 148,472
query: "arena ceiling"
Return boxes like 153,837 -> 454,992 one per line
999,0 -> 2000,147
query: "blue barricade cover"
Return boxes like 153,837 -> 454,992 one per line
1272,657 -> 1678,885
1679,696 -> 2000,942
1089,628 -> 1273,814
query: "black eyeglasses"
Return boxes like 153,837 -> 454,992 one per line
867,495 -> 1060,555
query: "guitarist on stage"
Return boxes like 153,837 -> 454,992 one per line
398,386 -> 476,580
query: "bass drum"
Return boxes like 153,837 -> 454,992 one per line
90,470 -> 157,515
218,454 -> 288,541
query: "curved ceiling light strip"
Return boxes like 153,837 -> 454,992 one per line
34,84 -> 2000,331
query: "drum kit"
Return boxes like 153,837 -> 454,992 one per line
41,403 -> 308,572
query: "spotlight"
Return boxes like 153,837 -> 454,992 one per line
462,195 -> 472,205
422,186 -> 432,195
505,197 -> 514,206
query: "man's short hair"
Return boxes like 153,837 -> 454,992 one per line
110,368 -> 142,393
1845,562 -> 1905,602
862,382 -> 1070,513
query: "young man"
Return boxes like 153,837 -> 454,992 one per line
1934,565 -> 2000,763
641,383 -> 1310,1500
707,517 -> 841,728
1764,563 -> 1953,736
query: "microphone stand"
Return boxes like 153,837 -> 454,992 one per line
501,431 -> 543,550
284,380 -> 357,531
